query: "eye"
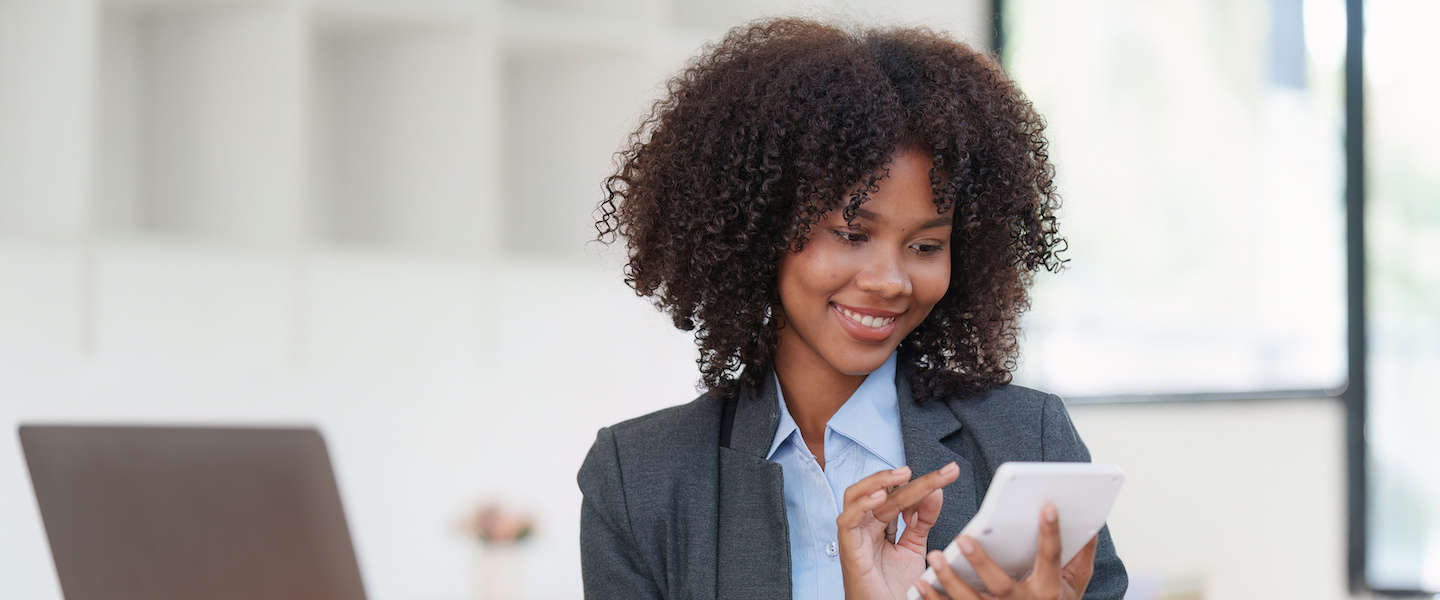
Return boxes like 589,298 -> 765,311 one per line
830,229 -> 867,245
912,242 -> 946,256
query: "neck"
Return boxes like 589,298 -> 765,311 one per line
772,346 -> 867,465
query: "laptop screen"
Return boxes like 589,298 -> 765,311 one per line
19,426 -> 367,600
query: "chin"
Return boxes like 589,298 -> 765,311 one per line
827,342 -> 899,376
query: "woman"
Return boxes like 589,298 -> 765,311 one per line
580,18 -> 1126,600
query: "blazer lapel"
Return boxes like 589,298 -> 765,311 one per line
894,365 -> 981,553
716,374 -> 792,600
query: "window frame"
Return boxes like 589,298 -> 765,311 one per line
991,0 -> 1395,594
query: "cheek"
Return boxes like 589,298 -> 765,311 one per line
776,254 -> 821,319
780,246 -> 852,301
913,258 -> 952,308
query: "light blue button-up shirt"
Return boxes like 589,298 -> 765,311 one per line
767,352 -> 907,600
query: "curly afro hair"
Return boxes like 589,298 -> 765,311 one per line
596,18 -> 1064,401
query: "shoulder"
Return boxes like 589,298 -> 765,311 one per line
598,391 -> 726,461
944,382 -> 1055,442
943,383 -> 1090,463
577,393 -> 728,595
606,390 -> 726,436
577,391 -> 725,504
948,382 -> 1053,420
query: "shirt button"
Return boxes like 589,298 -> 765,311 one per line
825,541 -> 838,557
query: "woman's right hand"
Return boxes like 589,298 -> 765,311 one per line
837,462 -> 960,600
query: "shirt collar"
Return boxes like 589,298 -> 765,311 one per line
767,387 -> 802,461
765,352 -> 905,469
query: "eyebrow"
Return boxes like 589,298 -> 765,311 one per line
851,207 -> 954,230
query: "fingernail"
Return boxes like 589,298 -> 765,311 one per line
870,489 -> 887,500
1044,505 -> 1057,523
958,536 -> 976,554
892,466 -> 911,476
941,462 -> 958,475
927,550 -> 944,566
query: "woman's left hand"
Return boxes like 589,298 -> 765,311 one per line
838,462 -> 960,600
912,504 -> 1098,600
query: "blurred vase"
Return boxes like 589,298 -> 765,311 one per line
474,543 -> 521,600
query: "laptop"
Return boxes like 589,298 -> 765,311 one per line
19,425 -> 368,600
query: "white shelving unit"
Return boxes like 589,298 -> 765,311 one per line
7,0 -> 991,246
501,46 -> 649,257
96,1 -> 308,245
0,0 -> 95,239
310,2 -> 497,255
0,0 -> 988,365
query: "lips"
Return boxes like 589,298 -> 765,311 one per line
831,302 -> 901,343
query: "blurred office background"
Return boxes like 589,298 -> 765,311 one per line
0,0 -> 1435,598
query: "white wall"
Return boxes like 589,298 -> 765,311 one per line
1071,398 -> 1351,600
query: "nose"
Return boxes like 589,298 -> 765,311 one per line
855,250 -> 912,298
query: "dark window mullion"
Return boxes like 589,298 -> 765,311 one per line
1344,0 -> 1368,592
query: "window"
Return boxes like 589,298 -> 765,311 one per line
1002,0 -> 1349,399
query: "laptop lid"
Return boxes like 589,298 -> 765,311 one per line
19,425 -> 368,600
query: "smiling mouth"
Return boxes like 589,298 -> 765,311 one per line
835,305 -> 897,329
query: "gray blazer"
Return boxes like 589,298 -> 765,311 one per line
578,362 -> 1127,599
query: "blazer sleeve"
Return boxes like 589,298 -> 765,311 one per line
1040,395 -> 1129,600
577,426 -> 665,600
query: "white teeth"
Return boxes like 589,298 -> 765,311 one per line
838,306 -> 895,328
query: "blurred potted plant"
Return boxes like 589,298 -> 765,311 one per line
461,500 -> 536,600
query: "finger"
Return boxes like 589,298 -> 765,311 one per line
1028,504 -> 1062,596
896,488 -> 944,553
873,462 -> 957,523
1061,534 -> 1100,590
837,486 -> 890,530
873,462 -> 959,523
927,549 -> 983,600
956,535 -> 1017,598
842,466 -> 911,508
915,577 -> 963,600
914,579 -> 945,600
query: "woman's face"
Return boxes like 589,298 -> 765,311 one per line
774,148 -> 953,379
